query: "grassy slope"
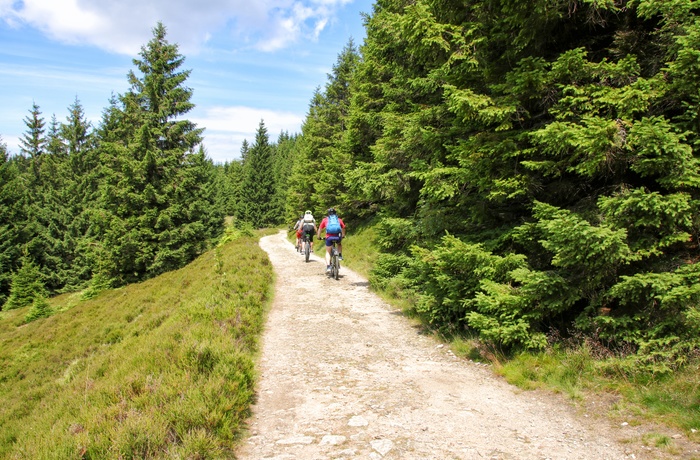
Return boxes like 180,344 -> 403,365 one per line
0,229 -> 274,459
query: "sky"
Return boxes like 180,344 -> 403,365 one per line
0,0 -> 373,164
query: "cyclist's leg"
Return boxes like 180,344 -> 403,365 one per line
324,237 -> 333,269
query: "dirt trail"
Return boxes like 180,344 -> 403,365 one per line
235,230 -> 639,459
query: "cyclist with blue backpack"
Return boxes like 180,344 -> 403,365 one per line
317,207 -> 346,273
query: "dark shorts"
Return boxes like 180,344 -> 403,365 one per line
325,235 -> 342,247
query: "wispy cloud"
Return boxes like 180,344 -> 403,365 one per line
0,0 -> 356,55
0,63 -> 126,91
191,105 -> 304,163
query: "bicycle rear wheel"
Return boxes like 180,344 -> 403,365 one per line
332,249 -> 340,280
304,240 -> 310,262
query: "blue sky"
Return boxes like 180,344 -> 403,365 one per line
0,0 -> 373,163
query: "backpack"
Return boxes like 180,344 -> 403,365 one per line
326,214 -> 341,234
304,213 -> 314,223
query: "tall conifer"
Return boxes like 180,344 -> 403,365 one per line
0,139 -> 24,307
97,22 -> 218,284
238,120 -> 277,227
19,102 -> 46,158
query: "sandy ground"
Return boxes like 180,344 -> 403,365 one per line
234,230 -> 663,459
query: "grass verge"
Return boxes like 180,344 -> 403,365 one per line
498,348 -> 700,440
0,228 -> 273,459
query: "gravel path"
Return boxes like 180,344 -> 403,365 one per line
235,230 -> 640,459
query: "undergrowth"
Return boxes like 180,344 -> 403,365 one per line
0,229 -> 274,459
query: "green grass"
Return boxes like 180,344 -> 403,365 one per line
336,219 -> 380,279
0,229 -> 274,459
497,347 -> 700,444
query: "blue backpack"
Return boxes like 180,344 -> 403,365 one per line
326,214 -> 341,234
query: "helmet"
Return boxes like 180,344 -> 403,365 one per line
305,210 -> 312,215
327,207 -> 336,215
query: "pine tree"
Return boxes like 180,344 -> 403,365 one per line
4,257 -> 48,310
285,0 -> 700,361
62,97 -> 92,158
285,40 -> 360,221
45,115 -> 66,157
240,139 -> 250,162
19,102 -> 46,158
24,295 -> 51,323
272,131 -> 296,220
238,120 -> 277,227
96,22 -> 216,284
0,139 -> 25,308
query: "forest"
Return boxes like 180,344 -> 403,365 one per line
3,0 -> 700,373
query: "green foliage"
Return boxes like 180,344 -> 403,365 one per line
19,102 -> 46,158
237,121 -> 280,227
4,257 -> 48,311
407,235 -> 527,326
1,24 -> 226,305
599,188 -> 693,256
589,263 -> 700,371
374,217 -> 417,251
0,141 -> 24,307
287,0 -> 700,361
80,273 -> 114,301
23,295 -> 51,323
218,223 -> 255,246
94,23 -> 221,285
285,40 -> 360,222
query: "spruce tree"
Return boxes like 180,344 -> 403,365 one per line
19,102 -> 46,158
4,257 -> 48,310
285,40 -> 360,221
45,115 -> 66,157
0,139 -> 24,308
238,120 -> 277,227
96,22 -> 216,284
61,96 -> 92,158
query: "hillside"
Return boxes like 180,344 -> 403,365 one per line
0,229 -> 272,459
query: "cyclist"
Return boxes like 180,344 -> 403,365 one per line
317,207 -> 346,273
301,210 -> 317,253
292,214 -> 304,251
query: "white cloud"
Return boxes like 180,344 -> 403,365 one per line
0,0 -> 357,55
192,105 -> 304,163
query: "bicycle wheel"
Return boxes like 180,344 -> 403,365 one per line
328,251 -> 336,278
332,248 -> 340,280
304,240 -> 310,262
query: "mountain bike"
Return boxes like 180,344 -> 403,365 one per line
296,234 -> 304,254
325,237 -> 341,280
302,233 -> 312,262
